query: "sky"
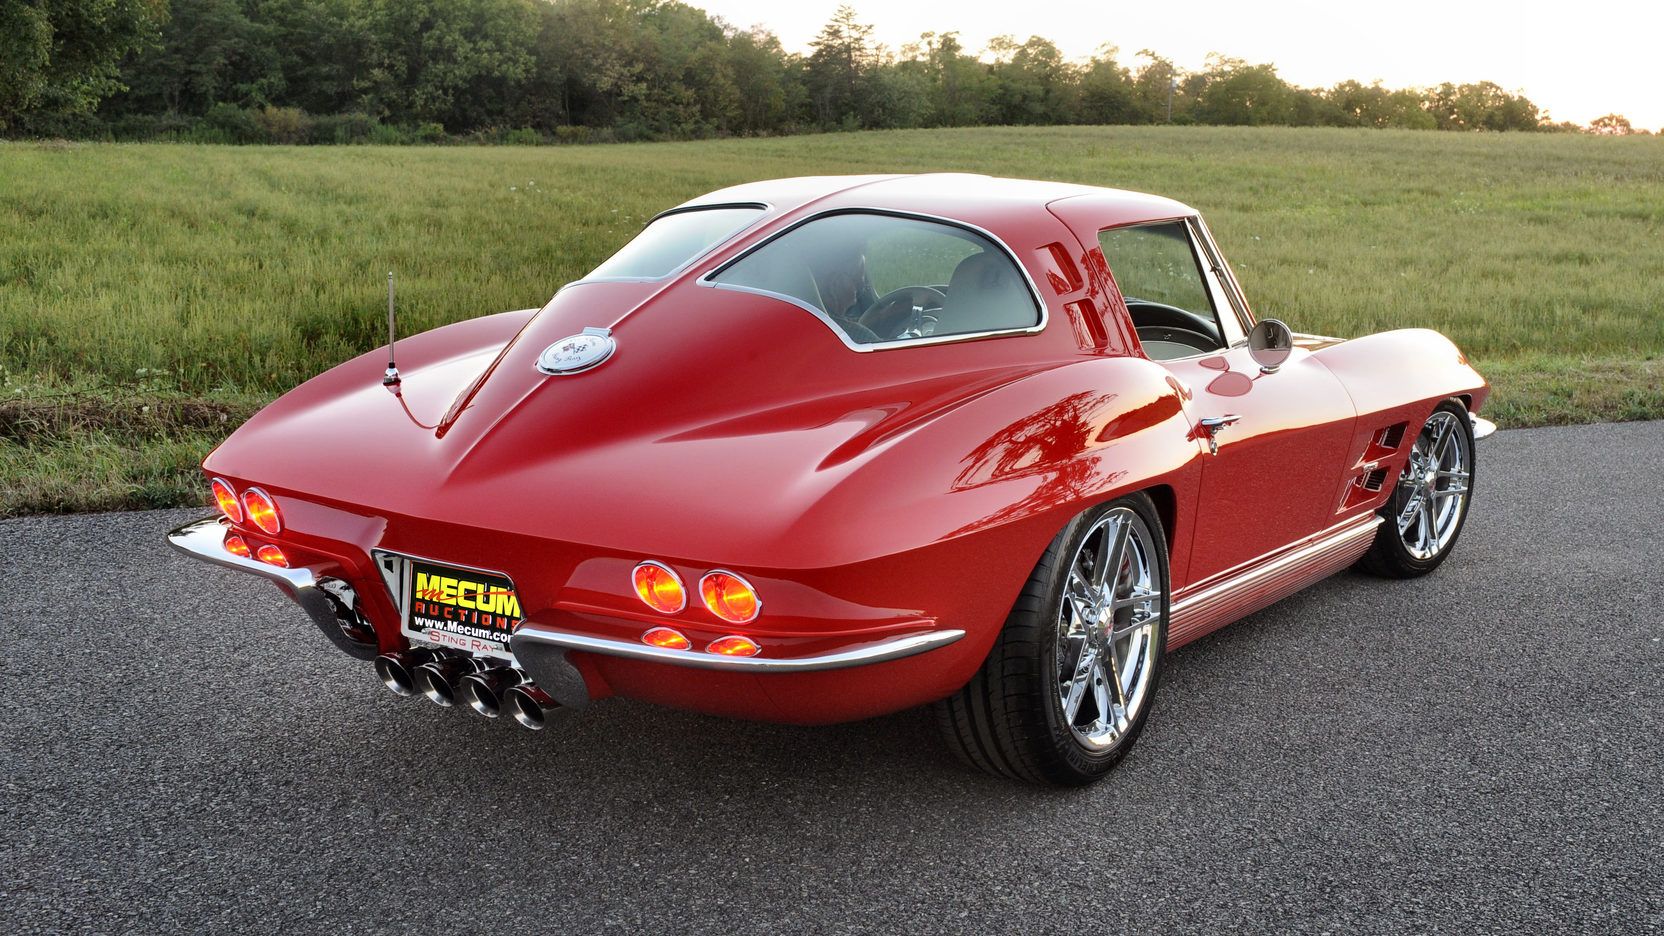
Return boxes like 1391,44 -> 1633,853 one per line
693,0 -> 1663,130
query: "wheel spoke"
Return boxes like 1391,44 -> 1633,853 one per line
1426,414 -> 1454,462
1061,641 -> 1095,723
1436,469 -> 1470,481
1111,609 -> 1157,640
1112,587 -> 1158,612
1094,516 -> 1130,588
1433,484 -> 1468,501
1396,489 -> 1424,533
1062,674 -> 1087,723
1091,658 -> 1114,726
1418,496 -> 1437,552
1101,649 -> 1128,718
1064,571 -> 1095,630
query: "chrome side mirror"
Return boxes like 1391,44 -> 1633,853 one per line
1248,318 -> 1293,374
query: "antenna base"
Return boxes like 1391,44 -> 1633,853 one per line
382,367 -> 401,387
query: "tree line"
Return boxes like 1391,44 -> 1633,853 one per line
2,0 -> 1651,142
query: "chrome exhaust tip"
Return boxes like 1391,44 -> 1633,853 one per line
505,684 -> 561,730
414,657 -> 487,707
459,667 -> 527,718
374,649 -> 438,697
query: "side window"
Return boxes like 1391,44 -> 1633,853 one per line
1098,221 -> 1227,361
709,212 -> 1040,347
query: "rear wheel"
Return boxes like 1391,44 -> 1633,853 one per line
1357,400 -> 1475,578
936,492 -> 1168,786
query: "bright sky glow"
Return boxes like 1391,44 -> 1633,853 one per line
696,0 -> 1663,130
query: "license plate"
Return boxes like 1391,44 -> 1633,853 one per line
394,556 -> 522,660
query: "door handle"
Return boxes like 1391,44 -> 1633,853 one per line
1198,415 -> 1240,454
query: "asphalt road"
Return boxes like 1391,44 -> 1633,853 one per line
3,421 -> 1661,934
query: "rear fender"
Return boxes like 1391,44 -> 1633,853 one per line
782,355 -> 1205,669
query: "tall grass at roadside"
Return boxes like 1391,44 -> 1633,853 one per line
1,127 -> 1661,514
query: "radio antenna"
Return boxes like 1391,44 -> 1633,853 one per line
382,270 -> 401,388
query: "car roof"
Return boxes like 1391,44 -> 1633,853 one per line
675,173 -> 1197,231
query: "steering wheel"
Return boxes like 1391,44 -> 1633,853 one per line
859,286 -> 947,341
1135,325 -> 1218,359
1124,300 -> 1222,345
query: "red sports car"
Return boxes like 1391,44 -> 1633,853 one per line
169,174 -> 1493,785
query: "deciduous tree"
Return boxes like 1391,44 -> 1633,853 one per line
0,0 -> 162,128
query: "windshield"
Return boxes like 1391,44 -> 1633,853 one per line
708,212 -> 1040,346
585,206 -> 765,280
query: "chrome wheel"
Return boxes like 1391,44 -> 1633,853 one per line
1393,410 -> 1472,560
1056,507 -> 1162,750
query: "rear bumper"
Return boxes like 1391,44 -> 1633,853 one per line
170,515 -> 966,675
166,516 -> 381,661
168,515 -> 316,589
510,620 -> 965,673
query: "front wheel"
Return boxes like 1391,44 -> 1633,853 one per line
936,492 -> 1168,786
1357,400 -> 1476,578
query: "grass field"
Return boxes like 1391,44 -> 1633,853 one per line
2,127 -> 1662,515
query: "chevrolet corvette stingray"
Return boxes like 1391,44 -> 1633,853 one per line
169,174 -> 1492,785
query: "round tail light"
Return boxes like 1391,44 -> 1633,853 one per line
210,478 -> 242,523
255,544 -> 289,567
699,570 -> 760,624
640,626 -> 692,651
706,634 -> 761,657
631,561 -> 686,614
223,533 -> 251,558
242,487 -> 281,535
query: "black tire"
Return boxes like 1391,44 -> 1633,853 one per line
1357,399 -> 1476,579
935,492 -> 1169,786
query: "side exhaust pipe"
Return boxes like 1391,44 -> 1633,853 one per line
414,657 -> 488,707
505,684 -> 563,730
374,649 -> 440,697
459,667 -> 527,718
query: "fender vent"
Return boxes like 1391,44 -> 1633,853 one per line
1376,423 -> 1407,450
1360,468 -> 1388,491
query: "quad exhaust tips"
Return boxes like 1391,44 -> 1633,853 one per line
414,656 -> 489,706
459,667 -> 527,718
375,652 -> 568,729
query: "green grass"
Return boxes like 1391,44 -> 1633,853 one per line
2,127 -> 1662,515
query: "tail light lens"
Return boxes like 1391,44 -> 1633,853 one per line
242,487 -> 281,535
640,626 -> 692,651
210,478 -> 242,523
223,533 -> 251,558
699,571 -> 760,624
706,634 -> 761,657
255,544 -> 289,567
631,561 -> 686,614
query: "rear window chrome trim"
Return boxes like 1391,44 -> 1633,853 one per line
698,207 -> 1049,354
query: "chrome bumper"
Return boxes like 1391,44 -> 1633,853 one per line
167,516 -> 316,590
1471,414 -> 1497,440
510,620 -> 966,673
165,516 -> 380,661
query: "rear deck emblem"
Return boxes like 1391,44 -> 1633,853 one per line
536,327 -> 615,375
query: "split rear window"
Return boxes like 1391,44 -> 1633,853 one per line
585,206 -> 765,280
